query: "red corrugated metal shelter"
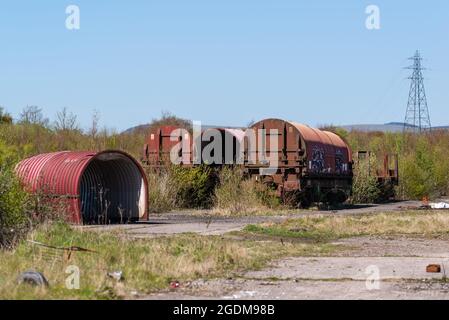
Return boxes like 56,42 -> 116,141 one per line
16,150 -> 148,224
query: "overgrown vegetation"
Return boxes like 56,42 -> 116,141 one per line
147,165 -> 217,212
0,166 -> 30,248
345,130 -> 449,200
146,169 -> 179,213
0,106 -> 146,162
350,155 -> 382,204
243,210 -> 449,242
147,166 -> 281,214
0,107 -> 13,125
170,165 -> 218,209
0,222 -> 334,299
213,166 -> 281,215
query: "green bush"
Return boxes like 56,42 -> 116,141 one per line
350,157 -> 381,204
0,166 -> 30,248
347,130 -> 449,201
170,165 -> 218,209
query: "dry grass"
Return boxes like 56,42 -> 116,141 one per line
212,167 -> 281,216
244,210 -> 449,241
0,222 -> 333,299
147,170 -> 178,213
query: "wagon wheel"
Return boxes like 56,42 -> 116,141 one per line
323,190 -> 347,209
298,191 -> 313,209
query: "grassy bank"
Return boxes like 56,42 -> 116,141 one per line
242,210 -> 449,242
0,222 -> 335,299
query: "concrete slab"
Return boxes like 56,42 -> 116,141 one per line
245,257 -> 449,281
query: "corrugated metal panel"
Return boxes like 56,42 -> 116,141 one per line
15,150 -> 148,224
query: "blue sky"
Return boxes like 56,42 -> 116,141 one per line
0,0 -> 448,131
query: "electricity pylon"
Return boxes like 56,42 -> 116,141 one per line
403,50 -> 432,133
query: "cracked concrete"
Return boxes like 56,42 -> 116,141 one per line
144,236 -> 449,300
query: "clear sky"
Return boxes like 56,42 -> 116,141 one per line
0,0 -> 448,131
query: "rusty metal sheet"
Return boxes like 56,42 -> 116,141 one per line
144,125 -> 193,166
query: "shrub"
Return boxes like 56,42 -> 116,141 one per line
147,170 -> 178,213
0,166 -> 30,248
213,167 -> 280,215
170,165 -> 218,209
350,156 -> 381,204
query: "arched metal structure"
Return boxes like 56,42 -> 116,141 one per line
16,150 -> 148,224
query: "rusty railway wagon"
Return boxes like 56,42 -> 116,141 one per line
244,119 -> 353,206
142,118 -> 354,206
142,125 -> 194,168
142,125 -> 245,168
356,151 -> 399,200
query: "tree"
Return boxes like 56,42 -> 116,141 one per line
54,107 -> 79,132
148,111 -> 192,132
19,105 -> 49,127
0,107 -> 13,124
88,110 -> 100,139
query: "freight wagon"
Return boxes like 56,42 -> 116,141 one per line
244,119 -> 353,206
142,118 -> 354,207
142,125 -> 246,168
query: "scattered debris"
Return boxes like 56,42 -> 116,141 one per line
399,201 -> 449,210
107,271 -> 123,281
426,264 -> 441,273
170,280 -> 180,289
430,202 -> 449,209
28,240 -> 97,262
17,270 -> 49,287
27,240 -> 97,253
